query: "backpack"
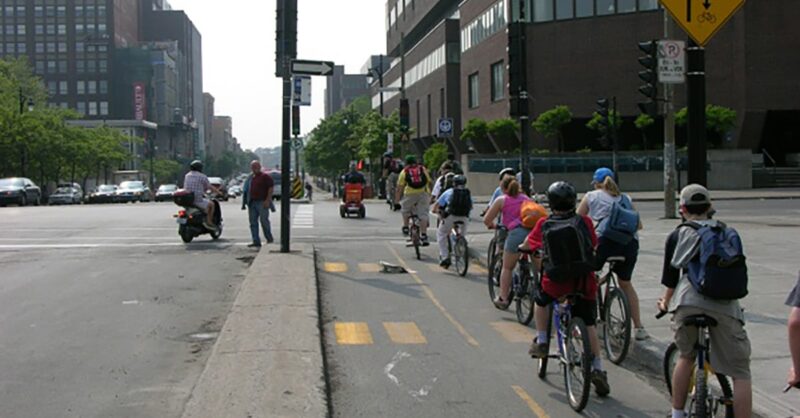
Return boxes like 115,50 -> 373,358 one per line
520,201 -> 547,229
405,165 -> 428,189
541,214 -> 596,283
682,221 -> 749,300
600,195 -> 640,245
447,188 -> 472,217
389,159 -> 400,174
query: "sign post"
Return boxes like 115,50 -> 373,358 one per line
276,0 -> 297,253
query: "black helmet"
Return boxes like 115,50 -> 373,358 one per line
547,181 -> 577,211
190,160 -> 203,172
498,167 -> 516,180
453,174 -> 467,187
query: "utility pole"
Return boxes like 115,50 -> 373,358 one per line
686,38 -> 707,186
663,12 -> 677,218
276,0 -> 297,253
508,0 -> 530,195
378,55 -> 385,117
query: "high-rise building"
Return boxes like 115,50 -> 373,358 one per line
324,65 -> 369,118
203,92 -> 215,158
210,115 -> 232,159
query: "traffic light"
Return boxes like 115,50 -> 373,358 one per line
637,40 -> 658,116
275,0 -> 297,78
399,98 -> 410,131
596,98 -> 611,147
507,22 -> 525,117
292,105 -> 300,136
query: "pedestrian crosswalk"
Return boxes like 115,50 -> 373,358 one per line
292,205 -> 314,229
331,321 -> 532,346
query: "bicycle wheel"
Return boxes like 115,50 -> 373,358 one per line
411,226 -> 421,260
537,304 -> 553,379
663,343 -> 735,417
603,287 -> 632,364
515,269 -> 535,325
454,236 -> 469,277
563,317 -> 592,412
487,242 -> 501,302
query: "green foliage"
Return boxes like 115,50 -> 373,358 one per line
152,159 -> 183,184
576,147 -> 592,154
586,110 -> 622,134
487,118 -> 520,144
423,142 -> 448,171
532,148 -> 551,155
634,114 -> 655,130
533,105 -> 572,152
303,100 -> 370,178
675,105 -> 737,135
460,118 -> 489,143
675,107 -> 688,126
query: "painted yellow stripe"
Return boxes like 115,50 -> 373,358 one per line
471,263 -> 488,274
427,264 -> 447,273
512,385 -> 551,418
383,322 -> 427,344
490,321 -> 535,343
358,263 -> 381,273
334,322 -> 373,345
386,243 -> 480,347
323,262 -> 348,273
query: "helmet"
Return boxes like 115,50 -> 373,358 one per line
453,175 -> 467,187
190,160 -> 203,172
405,154 -> 417,165
498,167 -> 516,180
547,181 -> 577,211
443,172 -> 455,189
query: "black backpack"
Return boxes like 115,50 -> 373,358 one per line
542,214 -> 596,283
447,188 -> 472,217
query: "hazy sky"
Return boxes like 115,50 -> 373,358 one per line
168,0 -> 386,151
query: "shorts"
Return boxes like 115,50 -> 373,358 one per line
673,306 -> 751,380
785,272 -> 800,308
504,227 -> 531,253
401,192 -> 429,221
534,289 -> 597,327
494,227 -> 509,250
194,198 -> 210,213
595,238 -> 639,281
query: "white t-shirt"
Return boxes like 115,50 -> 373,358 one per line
585,189 -> 638,240
431,175 -> 447,200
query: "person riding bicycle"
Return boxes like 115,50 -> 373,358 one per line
383,152 -> 402,209
577,167 -> 648,341
525,181 -> 610,397
483,177 -> 531,310
445,152 -> 464,175
433,175 -> 472,268
785,273 -> 800,393
482,167 -> 516,217
658,184 -> 752,418
396,155 -> 431,245
430,162 -> 454,205
183,160 -> 221,231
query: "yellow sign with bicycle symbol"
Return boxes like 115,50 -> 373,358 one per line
660,0 -> 746,46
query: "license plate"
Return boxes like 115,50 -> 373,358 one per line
176,218 -> 187,225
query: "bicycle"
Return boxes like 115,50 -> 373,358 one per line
406,214 -> 422,260
512,249 -> 536,325
657,310 -> 734,418
446,220 -> 469,276
596,256 -> 632,364
487,225 -> 509,303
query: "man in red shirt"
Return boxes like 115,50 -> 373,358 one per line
241,160 -> 274,248
525,181 -> 610,397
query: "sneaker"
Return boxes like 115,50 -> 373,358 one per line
402,226 -> 409,236
635,328 -> 650,341
439,257 -> 451,269
591,369 -> 611,397
421,235 -> 430,246
493,296 -> 511,310
247,242 -> 262,248
528,341 -> 549,359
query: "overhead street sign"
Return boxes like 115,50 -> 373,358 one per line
290,60 -> 335,76
658,40 -> 686,84
659,0 -> 746,46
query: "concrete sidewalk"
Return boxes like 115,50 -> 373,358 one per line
181,244 -> 327,418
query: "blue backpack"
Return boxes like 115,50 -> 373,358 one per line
683,221 -> 749,300
600,195 -> 640,245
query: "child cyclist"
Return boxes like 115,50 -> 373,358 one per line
525,181 -> 610,397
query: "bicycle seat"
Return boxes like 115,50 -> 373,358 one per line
606,256 -> 626,263
681,314 -> 717,328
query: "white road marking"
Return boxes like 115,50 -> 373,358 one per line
122,300 -> 140,305
292,205 -> 314,229
0,242 -> 250,250
384,351 -> 410,387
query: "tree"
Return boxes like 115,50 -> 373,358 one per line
423,142 -> 448,172
460,118 -> 488,143
675,104 -> 737,147
586,109 -> 622,149
634,114 -> 655,150
487,118 -> 520,153
304,101 -> 368,178
533,105 -> 572,152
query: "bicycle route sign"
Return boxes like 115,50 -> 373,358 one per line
659,0 -> 746,46
437,118 -> 454,138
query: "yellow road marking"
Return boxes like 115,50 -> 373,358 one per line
383,322 -> 427,344
323,262 -> 348,273
334,322 -> 373,345
386,244 -> 480,347
490,321 -> 535,343
358,263 -> 381,273
512,385 -> 551,418
471,263 -> 488,274
427,264 -> 447,273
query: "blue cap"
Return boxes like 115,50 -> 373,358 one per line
592,167 -> 614,184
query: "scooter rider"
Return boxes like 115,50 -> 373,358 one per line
183,160 -> 221,231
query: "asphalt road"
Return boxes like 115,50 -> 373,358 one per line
317,197 -> 677,418
0,199 -> 290,418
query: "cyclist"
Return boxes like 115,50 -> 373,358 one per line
430,162 -> 454,205
396,155 -> 431,245
445,152 -> 464,175
658,184 -> 752,418
383,152 -> 402,207
577,167 -> 648,341
786,273 -> 800,392
483,176 -> 531,309
482,167 -> 516,217
183,160 -> 221,231
433,175 -> 472,268
526,181 -> 610,397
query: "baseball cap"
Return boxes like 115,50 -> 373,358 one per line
680,184 -> 711,206
592,167 -> 614,185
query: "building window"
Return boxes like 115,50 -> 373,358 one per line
76,60 -> 85,73
35,25 -> 44,35
57,6 -> 66,17
491,61 -> 504,102
75,6 -> 83,17
533,0 -> 554,22
468,73 -> 479,109
77,81 -> 85,94
5,26 -> 14,35
639,0 -> 659,10
461,0 -> 506,53
47,43 -> 56,53
17,43 -> 25,54
98,6 -> 107,18
618,0 -> 636,13
59,81 -> 67,95
98,24 -> 107,34
47,81 -> 57,96
556,0 -> 574,20
88,81 -> 97,94
16,6 -> 25,17
47,61 -> 56,73
596,0 -> 615,15
17,25 -> 25,35
35,6 -> 44,17
100,101 -> 108,116
35,43 -> 44,53
99,80 -> 108,94
46,25 -> 56,35
98,60 -> 107,73
576,0 -> 593,17
35,61 -> 44,73
75,42 -> 85,52
57,24 -> 66,35
88,102 -> 98,116
87,60 -> 96,73
76,102 -> 86,115
58,42 -> 67,53
58,61 -> 66,73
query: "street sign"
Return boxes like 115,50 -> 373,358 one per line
290,59 -> 335,76
292,76 -> 311,106
291,138 -> 304,150
658,40 -> 686,84
437,118 -> 454,138
660,0 -> 746,46
387,132 -> 394,154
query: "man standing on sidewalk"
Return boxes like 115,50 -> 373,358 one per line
241,160 -> 275,248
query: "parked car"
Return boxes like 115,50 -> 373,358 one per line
48,186 -> 82,205
228,185 -> 242,198
207,177 -> 228,201
267,171 -> 282,200
155,184 -> 178,202
87,185 -> 118,204
57,182 -> 83,199
0,177 -> 42,207
116,181 -> 151,203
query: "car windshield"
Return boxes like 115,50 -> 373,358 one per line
98,185 -> 115,192
55,187 -> 74,194
159,185 -> 177,192
120,181 -> 143,190
0,178 -> 24,188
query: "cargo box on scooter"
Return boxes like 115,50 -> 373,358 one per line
173,189 -> 195,207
